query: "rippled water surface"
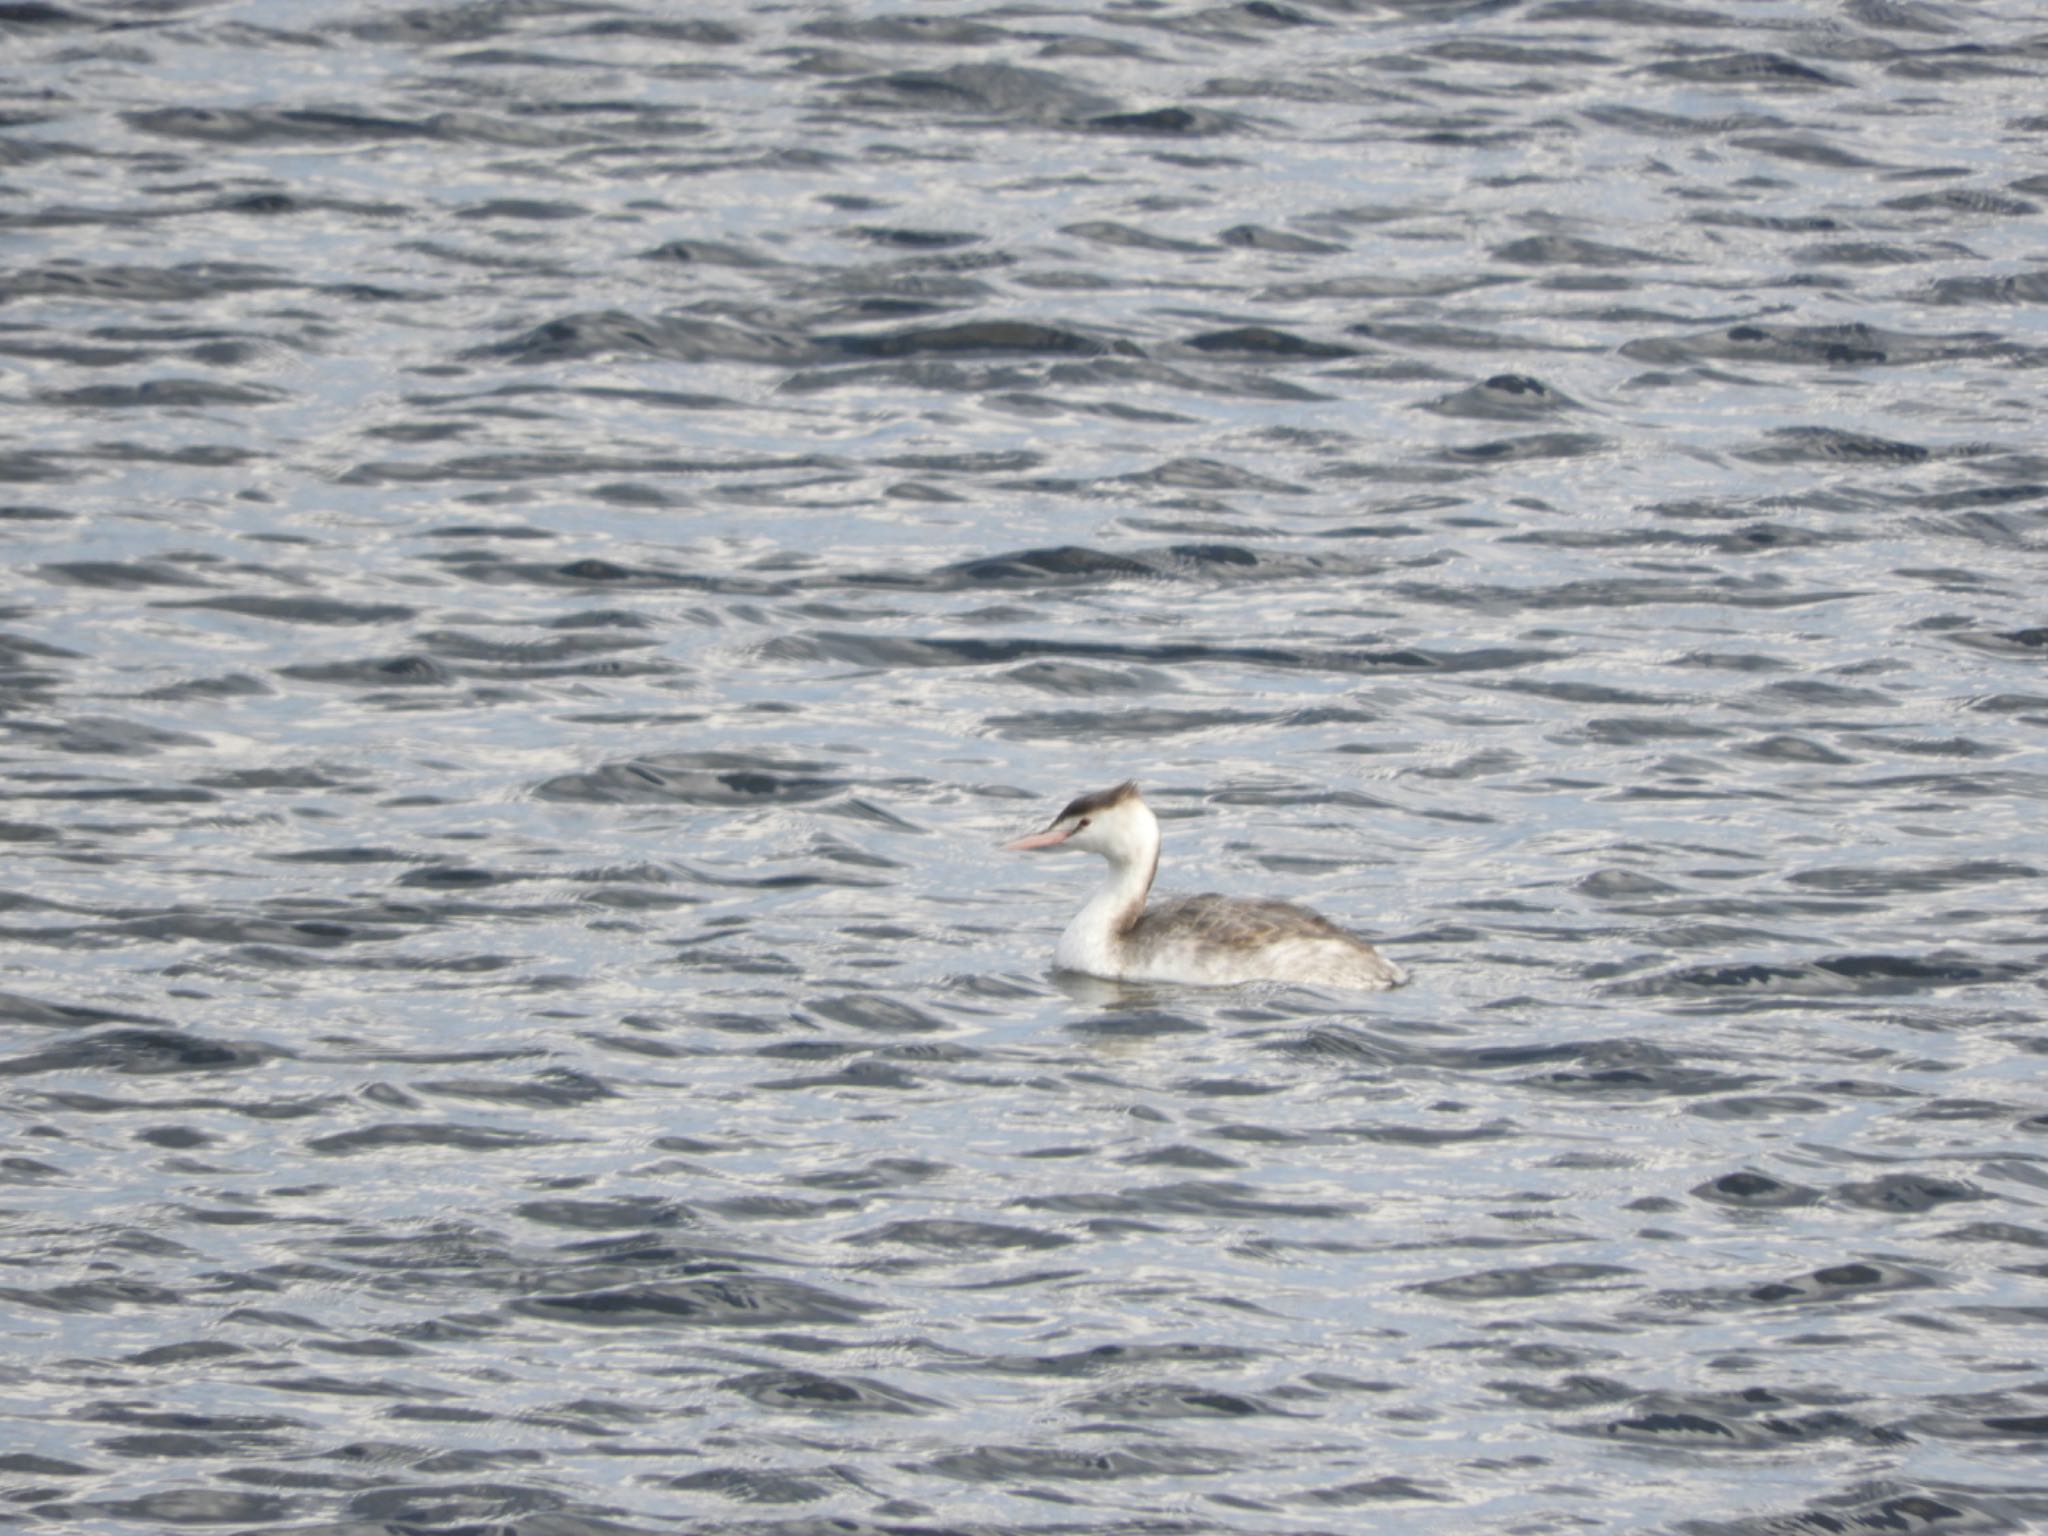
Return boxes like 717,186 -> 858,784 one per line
5,1 -> 2048,1532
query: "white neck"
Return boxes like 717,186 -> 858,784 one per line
1054,804 -> 1160,974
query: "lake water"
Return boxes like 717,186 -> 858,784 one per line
3,1 -> 2048,1532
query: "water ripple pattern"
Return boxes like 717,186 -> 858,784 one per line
2,1 -> 2047,1533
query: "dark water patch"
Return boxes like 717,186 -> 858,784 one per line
798,13 -> 1015,45
304,1123 -> 574,1156
925,1441 -> 1232,1481
827,319 -> 1122,360
5,713 -> 205,756
32,1491 -> 297,1527
1559,716 -> 1732,747
798,994 -> 949,1033
1742,1260 -> 1935,1306
1918,1394 -> 2048,1442
1693,1171 -> 1824,1207
1117,457 -> 1308,493
392,864 -> 517,892
35,379 -> 288,410
638,237 -> 782,269
1799,238 -> 1964,266
791,1156 -> 951,1193
723,1368 -> 943,1414
935,1341 -> 1266,1378
98,1429 -> 293,1458
0,1278 -> 186,1313
0,1452 -> 91,1478
37,1088 -> 338,1123
1288,1024 -> 1599,1076
512,1276 -> 877,1328
1948,627 -> 2048,658
1733,734 -> 1858,764
1120,1142 -> 1244,1172
851,226 -> 983,252
1584,102 -> 1796,137
94,910 -> 408,949
125,106 -> 447,145
663,1466 -> 841,1502
1750,679 -> 1904,711
1069,1380 -> 1288,1419
477,309 -> 809,366
453,197 -> 589,223
1815,953 -> 2026,986
1577,868 -> 1682,898
757,1059 -> 925,1091
1344,1121 -> 1515,1148
1893,481 -> 2048,514
40,559 -> 217,590
1607,951 -> 2026,999
1492,234 -> 1669,267
1887,188 -> 2039,217
1789,860 -> 2037,895
420,1069 -> 617,1110
1689,1094 -> 1836,1126
155,595 -> 416,626
764,630 -> 1548,676
0,262 -> 291,303
999,660 -> 1176,695
1620,321 -> 2011,368
1922,271 -> 2048,306
1833,1175 -> 1986,1214
1532,0 -> 1739,25
1059,220 -> 1214,255
0,449 -> 78,481
1068,1008 -> 1207,1039
1085,104 -> 1246,136
888,544 -> 1161,588
1348,318 -> 1598,354
1295,1473 -> 1449,1505
533,754 -> 844,806
1641,52 -> 1849,87
990,705 -> 1284,740
1423,373 -> 1579,421
1485,1372 -> 1636,1410
851,1218 -> 1072,1251
1185,325 -> 1357,358
1941,1222 -> 2048,1250
1412,1262 -> 1637,1301
430,548 -> 795,593
515,1197 -> 693,1231
1592,1404 -> 1903,1451
1730,132 -> 1887,169
6,782 -> 220,806
832,61 -> 1117,124
0,1026 -> 281,1076
279,653 -> 456,687
345,627 -> 668,679
570,15 -> 744,44
1740,426 -> 1932,464
1673,1487 -> 2005,1536
1401,574 -> 1851,612
0,3 -> 91,31
1015,1179 -> 1349,1220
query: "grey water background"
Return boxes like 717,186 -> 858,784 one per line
3,0 -> 2048,1531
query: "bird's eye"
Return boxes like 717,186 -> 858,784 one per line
1075,817 -> 1091,829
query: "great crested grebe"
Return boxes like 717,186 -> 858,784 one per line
1005,780 -> 1406,990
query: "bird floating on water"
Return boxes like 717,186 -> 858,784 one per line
1005,780 -> 1406,990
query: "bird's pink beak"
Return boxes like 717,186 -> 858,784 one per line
1004,824 -> 1073,851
